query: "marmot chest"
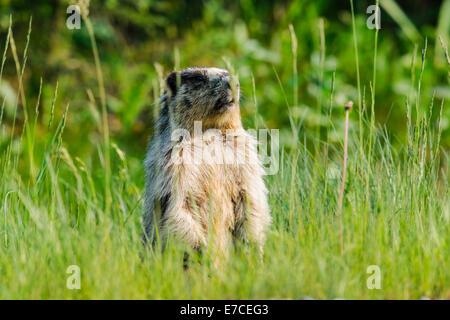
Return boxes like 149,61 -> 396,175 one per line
173,133 -> 249,212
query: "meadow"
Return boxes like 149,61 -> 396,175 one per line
0,0 -> 448,299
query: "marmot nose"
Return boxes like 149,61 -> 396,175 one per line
223,77 -> 231,90
220,75 -> 238,91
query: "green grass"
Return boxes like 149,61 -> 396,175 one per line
0,112 -> 448,299
0,8 -> 449,299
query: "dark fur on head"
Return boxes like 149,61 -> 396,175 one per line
164,67 -> 241,131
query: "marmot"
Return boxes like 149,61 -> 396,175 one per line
143,67 -> 271,265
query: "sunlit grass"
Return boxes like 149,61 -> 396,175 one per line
0,108 -> 448,298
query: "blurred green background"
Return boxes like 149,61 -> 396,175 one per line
0,0 -> 448,172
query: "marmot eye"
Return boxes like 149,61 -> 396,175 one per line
193,75 -> 206,82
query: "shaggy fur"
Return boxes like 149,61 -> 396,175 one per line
143,67 -> 271,264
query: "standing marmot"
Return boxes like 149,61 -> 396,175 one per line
143,67 -> 271,265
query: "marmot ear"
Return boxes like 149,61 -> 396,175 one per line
166,71 -> 181,95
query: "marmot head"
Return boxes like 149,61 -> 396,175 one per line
165,67 -> 241,131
